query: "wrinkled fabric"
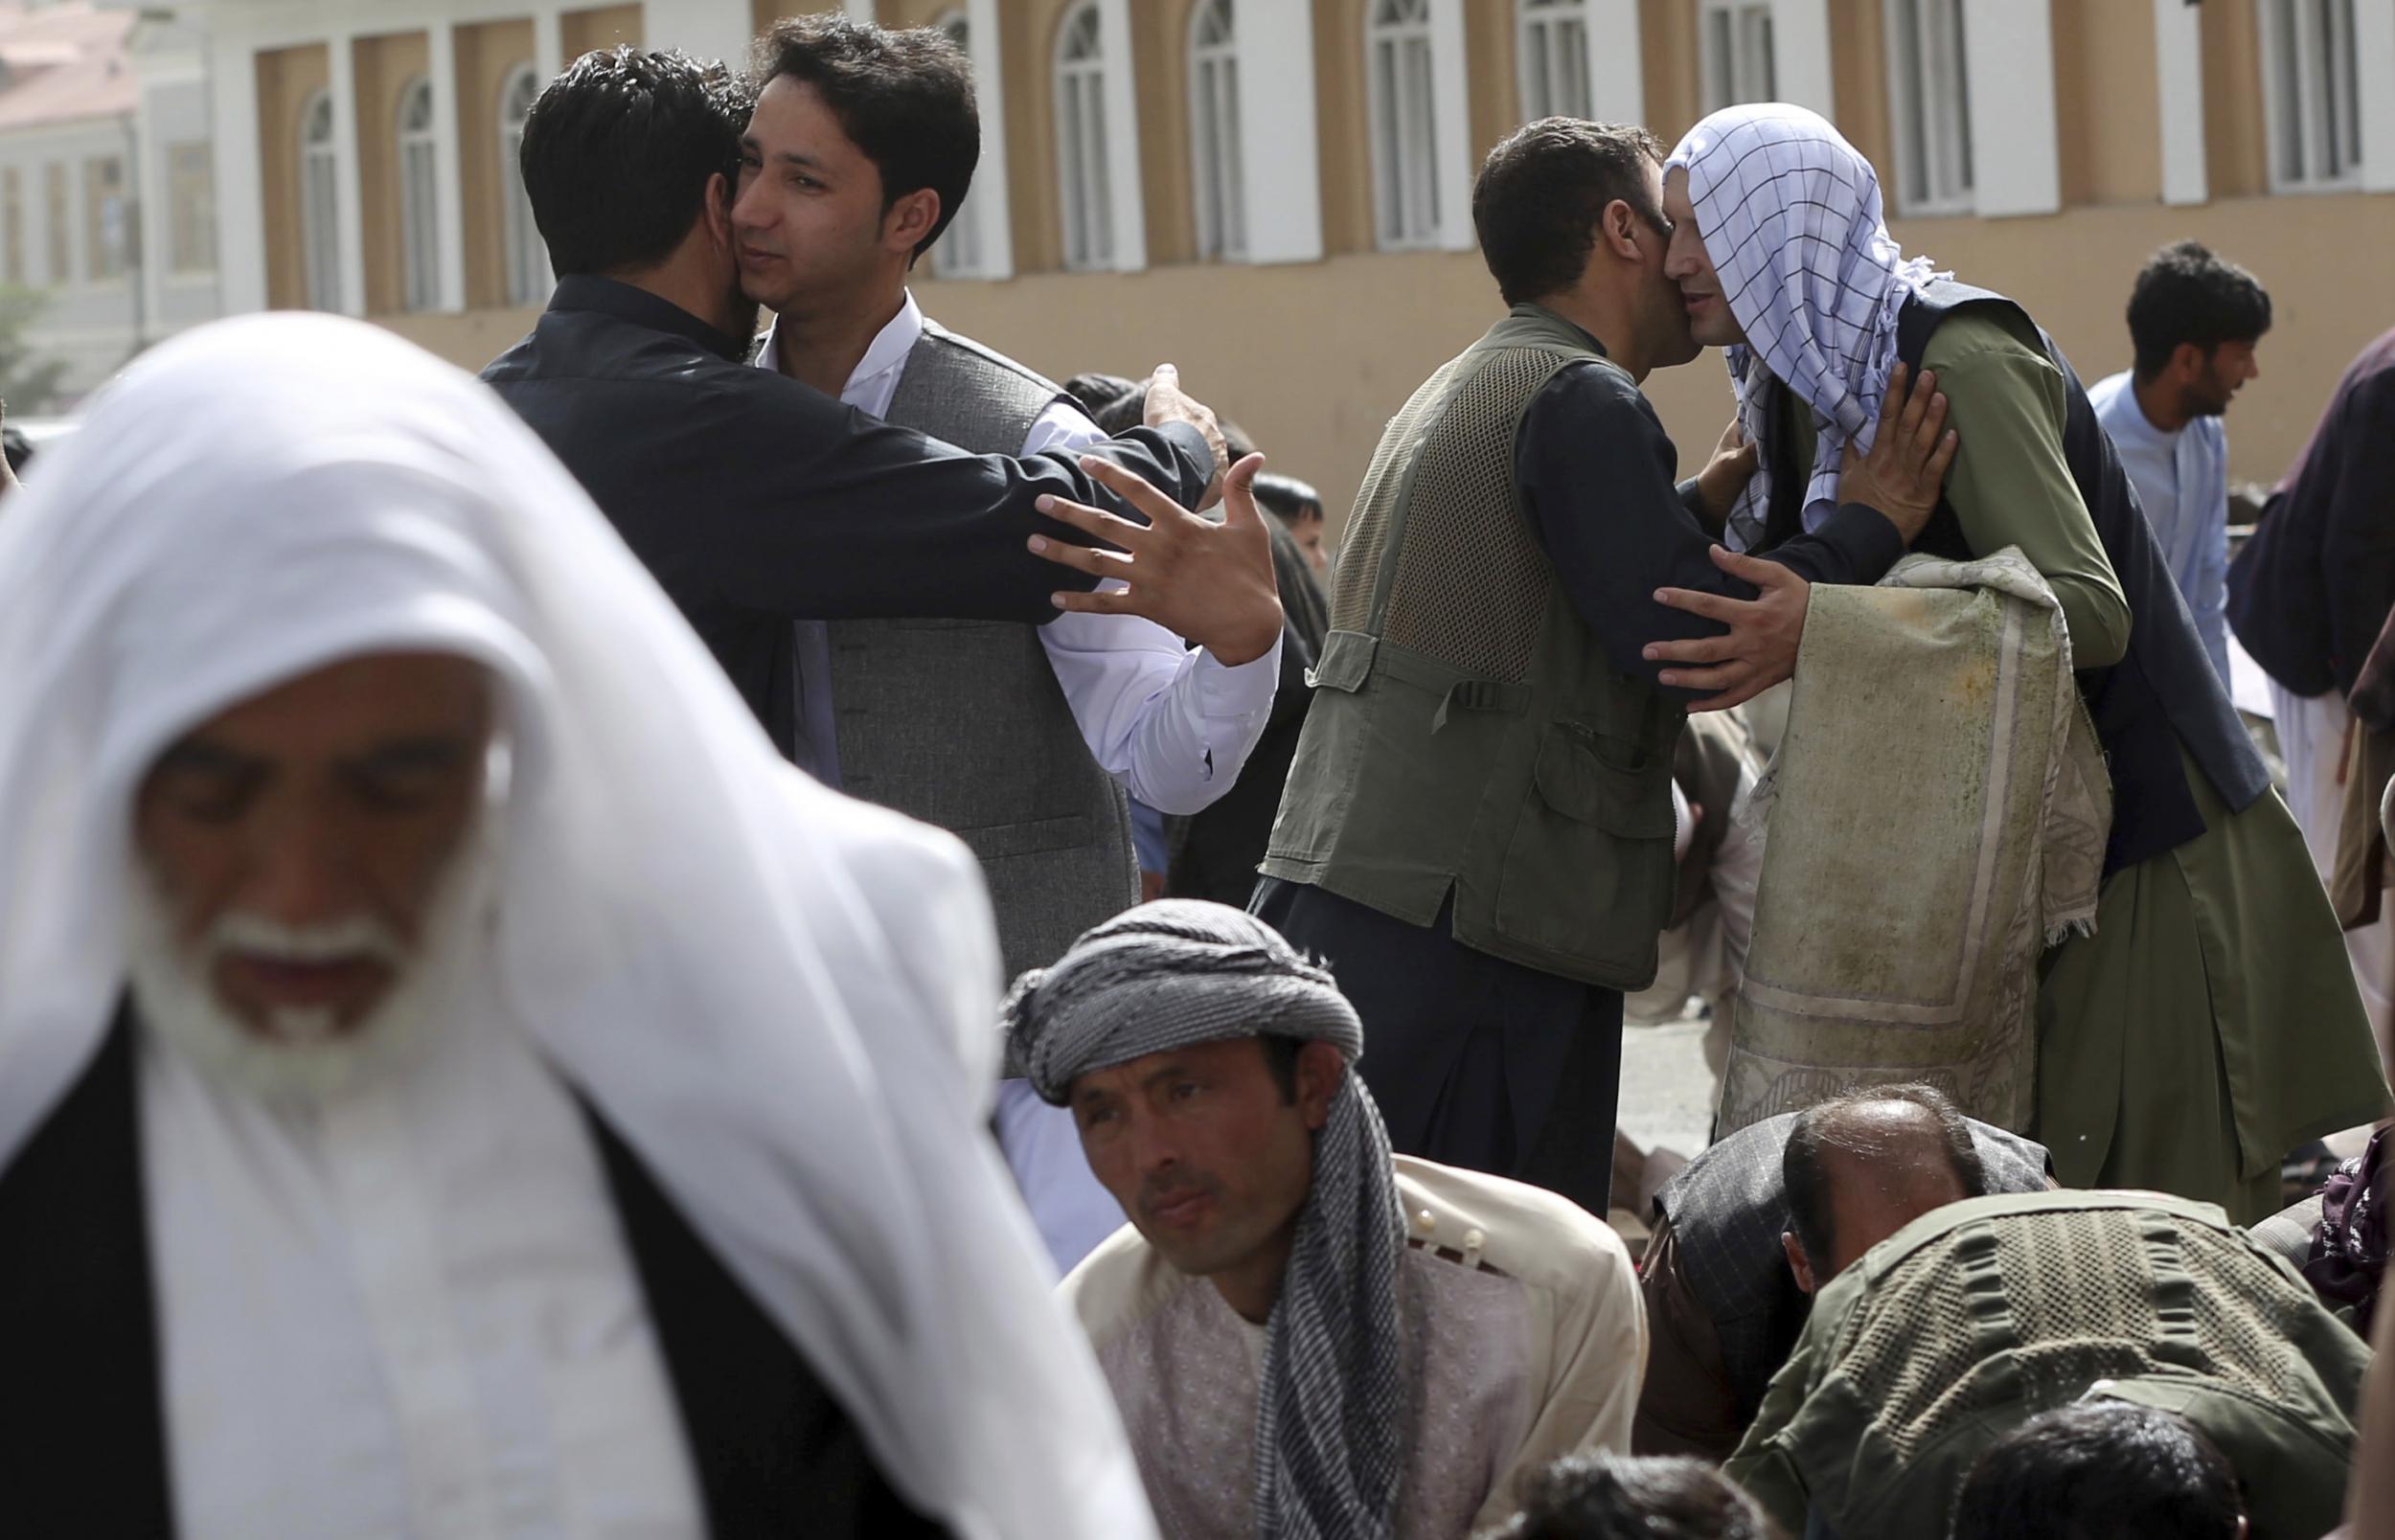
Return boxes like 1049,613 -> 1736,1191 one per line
0,313 -> 1153,1540
1665,102 -> 1948,550
1005,901 -> 1405,1540
2305,1127 -> 2389,1334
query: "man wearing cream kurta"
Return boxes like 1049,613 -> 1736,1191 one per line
1006,901 -> 1645,1540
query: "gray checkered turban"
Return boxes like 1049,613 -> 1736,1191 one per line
1665,102 -> 1949,551
1002,900 -> 1406,1540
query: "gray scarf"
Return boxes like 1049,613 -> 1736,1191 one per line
1004,900 -> 1406,1540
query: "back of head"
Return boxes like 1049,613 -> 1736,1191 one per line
1472,118 -> 1665,306
2128,240 -> 2272,381
1251,473 -> 1324,527
521,47 -> 753,275
1783,1083 -> 1987,1276
750,14 -> 978,262
1491,1453 -> 1783,1540
1952,1401 -> 2245,1540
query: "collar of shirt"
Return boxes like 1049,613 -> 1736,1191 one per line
549,274 -> 752,364
753,290 -> 924,419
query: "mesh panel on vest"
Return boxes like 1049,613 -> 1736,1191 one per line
1329,359 -> 1459,636
1836,1208 -> 2328,1469
1379,348 -> 1570,683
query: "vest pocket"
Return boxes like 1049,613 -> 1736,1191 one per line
1492,724 -> 1676,977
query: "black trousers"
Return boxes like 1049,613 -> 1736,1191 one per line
1253,877 -> 1625,1217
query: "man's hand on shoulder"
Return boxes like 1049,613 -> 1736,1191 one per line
1025,451 -> 1284,666
1835,362 -> 1956,545
1140,363 -> 1227,510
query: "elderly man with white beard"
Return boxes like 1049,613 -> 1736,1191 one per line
0,313 -> 1155,1539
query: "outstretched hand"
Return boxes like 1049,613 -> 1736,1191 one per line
1027,451 -> 1283,667
1643,545 -> 1811,712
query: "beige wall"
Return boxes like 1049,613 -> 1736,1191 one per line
2052,0 -> 2162,208
257,42 -> 331,310
354,30 -> 432,317
2201,0 -> 2270,199
562,4 -> 643,62
458,18 -> 536,310
1312,0 -> 1370,257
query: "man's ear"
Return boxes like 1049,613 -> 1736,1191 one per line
1599,198 -> 1644,262
1783,1230 -> 1817,1295
883,187 -> 942,260
1294,1041 -> 1345,1132
2169,339 -> 2208,384
703,170 -> 736,249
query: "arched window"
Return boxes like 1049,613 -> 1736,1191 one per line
1188,0 -> 1243,260
499,65 -> 548,306
1518,0 -> 1589,121
930,12 -> 988,278
1700,1 -> 1777,112
1367,0 -> 1440,249
1054,1 -> 1112,270
299,90 -> 341,312
398,77 -> 440,311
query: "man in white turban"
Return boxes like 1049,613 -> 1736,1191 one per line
0,313 -> 1153,1539
1008,901 -> 1645,1540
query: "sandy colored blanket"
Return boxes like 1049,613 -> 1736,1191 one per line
1717,548 -> 2111,1136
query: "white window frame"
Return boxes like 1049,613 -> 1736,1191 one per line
2257,0 -> 2362,192
300,89 -> 342,313
1367,0 -> 1442,250
1188,0 -> 1245,260
167,141 -> 217,277
928,11 -> 993,279
397,77 -> 440,312
1053,1 -> 1112,270
498,64 -> 549,306
1518,0 -> 1591,121
1884,0 -> 1974,215
1700,0 -> 1778,112
84,155 -> 128,283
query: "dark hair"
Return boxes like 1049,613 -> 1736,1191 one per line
2128,240 -> 2272,381
1259,1034 -> 1304,1104
1252,473 -> 1324,525
520,47 -> 754,276
1783,1083 -> 1988,1268
751,14 -> 978,263
1489,1453 -> 1784,1540
1064,372 -> 1142,424
1472,119 -> 1667,307
1953,1402 -> 2245,1540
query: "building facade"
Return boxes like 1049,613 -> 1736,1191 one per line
0,1 -> 221,407
186,0 -> 2395,515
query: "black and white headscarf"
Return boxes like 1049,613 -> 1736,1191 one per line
1666,103 -> 1949,551
1005,900 -> 1406,1540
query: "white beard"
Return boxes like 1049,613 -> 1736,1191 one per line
125,830 -> 496,1103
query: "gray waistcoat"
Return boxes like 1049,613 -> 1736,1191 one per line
833,318 -> 1138,980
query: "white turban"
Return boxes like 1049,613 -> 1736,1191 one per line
0,313 -> 1154,1540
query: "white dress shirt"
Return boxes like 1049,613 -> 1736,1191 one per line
141,1006 -> 704,1538
2087,370 -> 2232,684
756,291 -> 1280,815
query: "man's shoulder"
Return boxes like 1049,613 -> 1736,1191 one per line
1059,1221 -> 1194,1350
913,317 -> 1066,396
1919,305 -> 2054,376
1394,1154 -> 1632,1299
2085,369 -> 2133,415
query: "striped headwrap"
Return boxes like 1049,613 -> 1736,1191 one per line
1665,102 -> 1949,551
1004,900 -> 1406,1540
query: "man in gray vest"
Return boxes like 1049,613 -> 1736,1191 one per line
731,16 -> 1284,1263
1257,119 -> 1955,1217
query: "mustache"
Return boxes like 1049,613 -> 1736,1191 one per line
202,910 -> 408,967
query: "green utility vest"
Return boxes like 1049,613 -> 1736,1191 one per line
1262,305 -> 1685,990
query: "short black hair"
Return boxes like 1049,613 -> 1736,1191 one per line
1472,119 -> 1667,307
520,47 -> 753,277
751,14 -> 978,264
1953,1401 -> 2245,1540
2127,240 -> 2272,381
1488,1454 -> 1784,1540
1783,1083 -> 1987,1268
1252,473 -> 1324,525
1064,372 -> 1142,424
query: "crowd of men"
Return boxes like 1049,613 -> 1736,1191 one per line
0,11 -> 2387,1540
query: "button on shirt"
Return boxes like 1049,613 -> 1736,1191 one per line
757,291 -> 1281,810
141,1007 -> 704,1538
2089,370 -> 2232,683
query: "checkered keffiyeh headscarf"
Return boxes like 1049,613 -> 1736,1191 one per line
1666,103 -> 1949,550
1005,900 -> 1406,1540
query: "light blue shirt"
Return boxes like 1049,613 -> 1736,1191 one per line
2088,370 -> 2232,683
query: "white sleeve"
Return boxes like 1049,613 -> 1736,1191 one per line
1027,402 -> 1282,816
